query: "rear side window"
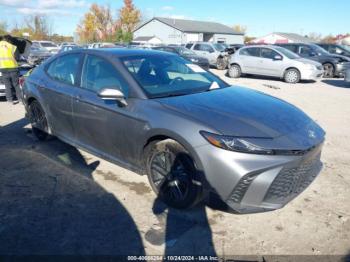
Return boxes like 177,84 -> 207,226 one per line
239,47 -> 260,57
46,54 -> 81,85
80,55 -> 128,96
300,46 -> 312,56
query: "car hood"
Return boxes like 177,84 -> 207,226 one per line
295,58 -> 322,66
329,54 -> 350,62
157,87 -> 325,149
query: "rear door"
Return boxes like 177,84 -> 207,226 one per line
238,47 -> 261,74
43,53 -> 82,140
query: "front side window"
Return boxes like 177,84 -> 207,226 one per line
46,54 -> 81,85
240,47 -> 260,57
260,48 -> 279,59
299,46 -> 312,56
185,43 -> 193,49
122,54 -> 228,98
281,45 -> 298,53
81,55 -> 128,96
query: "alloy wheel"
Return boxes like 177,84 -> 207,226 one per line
323,63 -> 334,78
150,151 -> 192,204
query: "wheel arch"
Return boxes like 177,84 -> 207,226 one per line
141,130 -> 205,172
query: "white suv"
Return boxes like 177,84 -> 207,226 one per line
32,41 -> 59,54
229,45 -> 324,83
185,42 -> 229,70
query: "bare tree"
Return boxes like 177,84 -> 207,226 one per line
24,15 -> 51,40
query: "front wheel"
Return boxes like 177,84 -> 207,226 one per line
228,64 -> 241,78
145,140 -> 202,209
284,68 -> 300,84
323,63 -> 335,78
216,57 -> 228,70
28,100 -> 50,141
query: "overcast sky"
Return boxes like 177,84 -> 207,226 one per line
0,0 -> 349,37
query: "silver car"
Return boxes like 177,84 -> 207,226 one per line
23,49 -> 325,213
186,42 -> 229,70
228,45 -> 324,83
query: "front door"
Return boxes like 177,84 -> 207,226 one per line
257,48 -> 284,77
72,54 -> 143,163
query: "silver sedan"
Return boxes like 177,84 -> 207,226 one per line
23,49 -> 325,213
228,45 -> 324,83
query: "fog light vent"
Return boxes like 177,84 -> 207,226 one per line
229,174 -> 258,203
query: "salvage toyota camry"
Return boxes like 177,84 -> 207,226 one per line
23,49 -> 325,213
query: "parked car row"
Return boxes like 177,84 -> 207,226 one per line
275,43 -> 350,78
227,42 -> 350,83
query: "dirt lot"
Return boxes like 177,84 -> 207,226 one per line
0,72 -> 349,260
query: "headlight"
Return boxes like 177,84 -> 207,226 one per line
200,131 -> 274,155
190,58 -> 199,63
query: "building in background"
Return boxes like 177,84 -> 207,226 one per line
250,32 -> 312,44
133,17 -> 244,45
132,36 -> 162,45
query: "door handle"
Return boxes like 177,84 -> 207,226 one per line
75,94 -> 82,101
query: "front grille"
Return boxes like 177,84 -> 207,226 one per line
264,154 -> 322,204
229,173 -> 258,203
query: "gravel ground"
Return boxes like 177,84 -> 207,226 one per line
0,71 -> 349,261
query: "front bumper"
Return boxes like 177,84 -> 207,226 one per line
196,142 -> 323,213
335,62 -> 350,77
301,68 -> 324,80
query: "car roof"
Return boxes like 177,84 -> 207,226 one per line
242,45 -> 277,49
63,48 -> 177,58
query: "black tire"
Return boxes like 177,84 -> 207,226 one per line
28,100 -> 50,141
216,57 -> 227,70
322,63 -> 335,78
144,139 -> 202,209
284,68 -> 300,84
228,64 -> 241,78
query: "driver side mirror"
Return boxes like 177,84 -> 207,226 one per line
98,88 -> 127,107
273,55 -> 283,61
309,51 -> 317,57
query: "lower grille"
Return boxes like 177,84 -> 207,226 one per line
229,173 -> 258,203
264,154 -> 322,204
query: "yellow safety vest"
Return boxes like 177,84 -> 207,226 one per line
0,40 -> 18,69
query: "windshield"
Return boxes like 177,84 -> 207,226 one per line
310,44 -> 329,55
213,43 -> 226,52
341,45 -> 350,52
274,46 -> 300,59
122,54 -> 228,98
175,47 -> 196,56
41,42 -> 57,47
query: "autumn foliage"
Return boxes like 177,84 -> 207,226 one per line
77,0 -> 141,43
